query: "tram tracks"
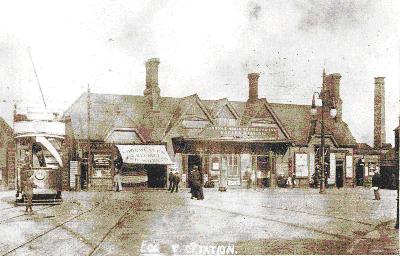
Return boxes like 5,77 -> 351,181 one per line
1,196 -> 144,256
191,202 -> 351,240
209,194 -> 377,227
0,206 -> 16,212
187,194 -> 382,242
0,205 -> 57,225
88,196 -> 146,255
260,205 -> 374,227
88,207 -> 131,255
1,202 -> 103,256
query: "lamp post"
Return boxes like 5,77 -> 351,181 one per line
310,91 -> 337,194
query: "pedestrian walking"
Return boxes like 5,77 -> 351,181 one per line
245,169 -> 252,189
372,170 -> 381,200
292,175 -> 297,188
168,171 -> 174,191
24,177 -> 35,214
114,171 -> 123,192
191,166 -> 204,200
188,169 -> 194,196
171,172 -> 180,193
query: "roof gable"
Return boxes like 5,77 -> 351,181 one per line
185,97 -> 213,121
239,99 -> 291,141
65,92 -> 357,147
105,128 -> 145,144
216,104 -> 237,119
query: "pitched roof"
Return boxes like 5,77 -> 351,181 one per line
269,103 -> 356,146
269,103 -> 312,145
0,117 -> 12,134
356,143 -> 373,150
64,92 -> 357,146
64,93 -> 181,141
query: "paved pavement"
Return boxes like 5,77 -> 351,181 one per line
0,187 -> 398,255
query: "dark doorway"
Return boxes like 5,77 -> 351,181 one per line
188,155 -> 202,171
80,159 -> 88,189
336,161 -> 344,188
380,167 -> 398,189
355,159 -> 364,186
146,165 -> 167,188
257,156 -> 269,187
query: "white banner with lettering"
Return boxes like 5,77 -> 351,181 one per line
116,145 -> 173,165
345,155 -> 353,178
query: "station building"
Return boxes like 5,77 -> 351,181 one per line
0,117 -> 14,189
63,58 -> 358,190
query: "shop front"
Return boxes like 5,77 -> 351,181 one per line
76,142 -> 173,190
116,144 -> 173,188
172,125 -> 291,188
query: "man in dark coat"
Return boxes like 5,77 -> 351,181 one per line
191,166 -> 204,200
372,170 -> 382,200
171,172 -> 180,193
168,171 -> 174,191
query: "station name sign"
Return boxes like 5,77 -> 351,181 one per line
203,126 -> 278,140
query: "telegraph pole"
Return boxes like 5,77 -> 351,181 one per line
87,85 -> 91,189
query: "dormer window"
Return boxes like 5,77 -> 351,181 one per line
215,104 -> 237,127
216,118 -> 236,127
182,117 -> 209,129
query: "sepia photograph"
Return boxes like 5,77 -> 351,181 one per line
0,0 -> 399,255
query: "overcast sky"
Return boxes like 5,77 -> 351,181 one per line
0,0 -> 399,145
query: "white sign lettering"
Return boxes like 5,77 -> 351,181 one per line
117,145 -> 173,165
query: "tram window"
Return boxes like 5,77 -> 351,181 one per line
32,143 -> 46,167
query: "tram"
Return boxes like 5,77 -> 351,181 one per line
14,112 -> 65,205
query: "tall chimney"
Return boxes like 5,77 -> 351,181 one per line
248,73 -> 259,102
374,77 -> 386,148
323,72 -> 342,120
143,58 -> 161,111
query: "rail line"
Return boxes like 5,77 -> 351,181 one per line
261,204 -> 374,226
193,202 -> 351,240
88,197 -> 145,256
188,194 -> 386,241
1,197 -> 142,256
1,202 -> 102,256
0,205 -> 57,225
88,207 -> 131,256
209,194 -> 377,227
0,206 -> 16,212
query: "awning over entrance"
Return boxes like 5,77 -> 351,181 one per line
116,145 -> 173,165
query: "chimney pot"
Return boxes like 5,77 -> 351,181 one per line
144,58 -> 161,111
374,76 -> 386,148
248,73 -> 260,102
145,58 -> 160,89
374,77 -> 385,84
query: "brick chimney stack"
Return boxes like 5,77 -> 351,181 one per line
248,73 -> 260,102
323,72 -> 342,120
143,58 -> 161,111
374,77 -> 386,148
